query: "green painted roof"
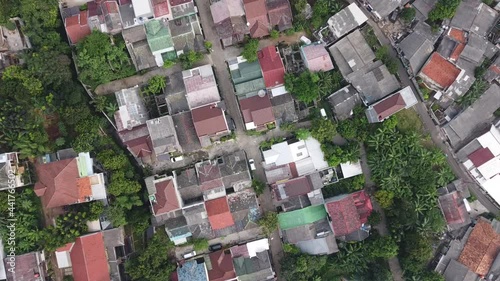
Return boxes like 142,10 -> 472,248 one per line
235,78 -> 266,97
278,205 -> 328,230
146,20 -> 174,53
231,61 -> 263,85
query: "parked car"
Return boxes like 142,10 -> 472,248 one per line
171,155 -> 184,162
209,243 -> 223,252
249,159 -> 256,170
183,251 -> 196,259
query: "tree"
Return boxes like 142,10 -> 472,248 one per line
115,195 -> 143,210
270,30 -> 280,39
282,252 -> 327,281
428,0 -> 461,21
252,179 -> 266,196
368,210 -> 382,225
458,79 -> 488,107
310,118 -> 337,143
106,204 -> 128,227
367,236 -> 398,259
178,51 -> 204,69
204,41 -> 213,51
125,231 -> 176,281
242,38 -> 259,62
143,75 -> 166,96
285,71 -> 320,103
374,190 -> 394,208
295,128 -> 311,140
400,8 -> 416,23
108,171 -> 142,196
258,212 -> 278,235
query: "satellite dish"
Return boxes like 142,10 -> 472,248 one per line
258,89 -> 266,97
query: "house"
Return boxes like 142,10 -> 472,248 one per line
366,0 -> 409,19
227,190 -> 261,232
412,0 -> 438,20
271,93 -> 299,124
183,65 -> 221,109
437,28 -> 467,63
34,152 -> 107,209
64,11 -> 91,45
266,0 -> 293,31
281,217 -> 338,255
0,20 -> 31,73
398,22 -> 437,74
325,3 -> 367,41
365,86 -> 418,123
146,175 -> 183,216
210,0 -> 249,47
300,42 -> 334,72
278,205 -> 328,231
205,196 -> 235,230
102,227 -> 129,281
228,56 -> 266,98
177,259 -> 209,281
450,0 -> 498,37
152,0 -> 171,19
455,122 -> 500,204
55,232 -> 110,281
169,14 -> 204,54
119,0 -> 137,29
207,250 -> 237,281
0,152 -> 30,190
114,85 -> 149,131
243,0 -> 270,38
3,251 -> 47,281
418,52 -> 463,91
484,56 -> 500,83
239,94 -> 276,130
146,115 -> 182,161
101,0 -> 123,34
123,25 -> 157,71
327,85 -> 361,121
230,239 -> 275,281
172,111 -> 203,152
146,19 -> 175,67
438,191 -> 471,231
258,46 -> 285,89
324,190 -> 373,241
442,84 -> 500,148
328,29 -> 375,78
349,61 -> 400,105
170,0 -> 197,19
191,104 -> 230,147
118,124 -> 153,163
132,0 -> 154,22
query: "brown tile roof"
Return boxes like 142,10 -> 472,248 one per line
325,191 -> 373,237
458,218 -> 500,276
420,52 -> 462,89
77,177 -> 92,201
438,191 -> 469,225
239,94 -> 275,128
65,11 -> 91,45
373,93 -> 406,121
35,159 -> 81,209
244,0 -> 270,37
272,176 -> 313,200
191,104 -> 229,138
153,179 -> 181,215
205,197 -> 235,230
207,250 -> 236,281
266,0 -> 293,31
468,147 -> 495,167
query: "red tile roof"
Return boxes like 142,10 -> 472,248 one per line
449,43 -> 465,61
448,28 -> 467,43
70,233 -> 110,281
239,95 -> 275,128
258,46 -> 285,88
459,218 -> 500,276
373,93 -> 406,121
420,53 -> 461,89
102,0 -> 119,14
207,250 -> 237,281
438,191 -> 468,225
35,159 -> 81,208
243,0 -> 270,37
123,134 -> 153,158
191,104 -> 229,138
205,197 -> 235,230
152,0 -> 170,17
65,11 -> 91,45
272,177 -> 313,200
325,190 -> 373,236
153,179 -> 181,215
469,147 -> 495,168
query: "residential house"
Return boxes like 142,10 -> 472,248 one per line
152,0 -> 171,19
210,0 -> 249,47
258,46 -> 285,89
418,52 -> 463,92
0,19 -> 31,73
271,93 -> 299,124
455,122 -> 500,204
123,25 -> 157,70
183,65 -> 221,109
147,175 -> 183,217
102,227 -> 129,281
146,115 -> 182,162
205,196 -> 236,230
365,86 -> 418,123
3,251 -> 47,281
300,42 -> 334,72
169,14 -> 204,55
324,3 -> 367,41
55,232 -> 110,281
207,250 -> 237,281
243,0 -> 270,38
484,56 -> 500,83
228,56 -> 266,98
271,175 -> 325,210
146,19 -> 175,67
170,0 -> 197,19
239,94 -> 276,130
266,0 -> 293,31
118,0 -> 137,29
450,0 -> 498,37
230,239 -> 275,281
412,0 -> 438,20
0,152 -> 30,190
442,84 -> 500,148
328,29 -> 375,78
327,85 -> 361,121
64,11 -> 91,45
438,190 -> 471,231
34,152 -> 107,209
192,104 -> 230,147
131,0 -> 154,23
398,21 -> 438,74
324,190 -> 373,241
177,259 -> 209,281
101,0 -> 123,34
365,0 -> 409,19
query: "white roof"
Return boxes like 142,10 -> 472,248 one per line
87,219 -> 102,232
246,238 -> 269,258
347,3 -> 368,25
477,126 -> 500,156
263,140 -> 309,166
477,157 -> 500,179
340,160 -> 363,178
56,250 -> 72,268
304,137 -> 328,170
399,86 -> 418,108
270,85 -> 288,97
132,0 -> 153,18
482,175 -> 500,205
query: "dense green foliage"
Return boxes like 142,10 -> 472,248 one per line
258,211 -> 278,235
142,76 -> 167,96
458,79 -> 489,107
321,141 -> 359,167
322,175 -> 365,198
375,46 -> 399,75
76,31 -> 135,88
310,118 -> 337,143
242,38 -> 260,62
311,0 -> 343,29
295,128 -> 311,140
285,71 -> 343,104
252,179 -> 266,196
178,51 -> 204,69
400,8 -> 416,23
125,231 -> 176,281
428,0 -> 461,21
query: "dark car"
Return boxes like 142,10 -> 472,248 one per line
209,243 -> 223,252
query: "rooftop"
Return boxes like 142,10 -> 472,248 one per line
145,19 -> 174,53
70,232 -> 110,281
148,176 -> 182,216
123,25 -> 157,71
419,52 -> 462,90
207,250 -> 236,281
366,0 -> 409,18
177,259 -> 208,281
300,43 -> 334,72
239,94 -> 275,129
272,176 -> 313,201
266,0 -> 293,31
191,104 -> 229,139
399,31 -> 434,73
114,86 -> 148,131
205,196 -> 235,230
329,29 -> 375,77
172,111 -> 202,152
183,65 -> 220,109
278,204 -> 328,230
327,85 -> 361,121
271,93 -> 298,124
451,0 -> 498,37
243,0 -> 270,38
365,86 -> 418,122
4,251 -> 47,281
326,3 -> 368,40
348,61 -> 400,105
438,191 -> 471,230
258,46 -> 285,88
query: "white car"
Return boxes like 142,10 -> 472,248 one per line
183,251 -> 196,259
249,159 -> 256,170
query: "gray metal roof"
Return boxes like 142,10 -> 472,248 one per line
327,85 -> 361,121
413,0 -> 438,20
451,0 -> 498,37
326,3 -> 368,39
295,233 -> 338,255
400,32 -> 434,73
366,0 -> 409,18
443,259 -> 479,281
271,93 -> 299,124
460,33 -> 487,64
147,115 -> 182,155
329,29 -> 376,77
442,84 -> 500,149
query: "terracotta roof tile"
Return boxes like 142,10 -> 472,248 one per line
267,0 -> 293,30
468,147 -> 495,167
153,179 -> 181,215
70,233 -> 110,281
448,28 -> 467,43
35,159 -> 81,208
421,52 -> 461,89
152,0 -> 170,17
65,12 -> 91,44
325,190 -> 373,236
258,46 -> 285,88
450,43 -> 465,61
205,197 -> 235,230
244,0 -> 270,37
77,177 -> 92,201
191,105 -> 229,137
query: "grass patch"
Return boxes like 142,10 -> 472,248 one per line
395,109 -> 424,136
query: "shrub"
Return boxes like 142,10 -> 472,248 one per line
270,30 -> 280,39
